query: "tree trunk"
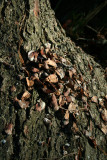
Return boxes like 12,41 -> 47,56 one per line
0,0 -> 106,160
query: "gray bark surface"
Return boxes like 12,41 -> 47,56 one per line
0,0 -> 107,160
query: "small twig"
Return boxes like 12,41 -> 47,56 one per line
86,25 -> 98,34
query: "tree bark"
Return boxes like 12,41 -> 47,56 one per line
0,0 -> 107,160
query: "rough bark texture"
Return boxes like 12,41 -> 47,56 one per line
0,0 -> 107,160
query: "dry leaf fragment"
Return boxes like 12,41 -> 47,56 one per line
64,88 -> 71,97
72,122 -> 79,133
32,51 -> 39,62
71,67 -> 76,75
19,100 -> 30,109
66,96 -> 75,103
45,74 -> 58,83
23,125 -> 29,136
74,83 -> 80,91
101,123 -> 107,134
26,77 -> 34,87
31,68 -> 39,72
66,96 -> 72,103
15,98 -> 30,109
45,42 -> 51,49
10,85 -> 16,92
65,143 -> 70,147
40,100 -> 46,110
54,89 -> 61,96
38,63 -> 44,69
58,83 -> 64,90
45,42 -> 51,53
28,50 -> 35,61
83,83 -> 87,91
85,130 -> 92,137
59,95 -> 66,106
5,123 -> 13,135
44,61 -> 50,69
51,94 -> 59,111
42,86 -> 53,94
60,57 -> 71,67
91,96 -> 98,103
37,99 -> 46,111
68,102 -> 77,113
64,110 -> 69,120
27,87 -> 33,91
101,109 -> 107,122
99,98 -> 104,107
79,74 -> 84,82
35,103 -> 42,112
82,96 -> 87,103
28,50 -> 39,62
63,119 -> 69,125
55,68 -> 65,79
32,73 -> 39,80
43,118 -> 51,125
40,46 -> 47,58
21,91 -> 31,100
88,62 -> 93,71
59,95 -> 63,105
77,80 -> 82,85
45,58 -> 57,68
83,91 -> 89,97
69,70 -> 73,79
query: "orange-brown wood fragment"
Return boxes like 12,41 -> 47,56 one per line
34,0 -> 39,17
18,39 -> 25,65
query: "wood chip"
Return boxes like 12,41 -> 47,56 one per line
31,68 -> 39,72
5,123 -> 13,135
45,58 -> 57,68
72,122 -> 79,133
16,99 -> 30,109
59,95 -> 63,105
28,51 -> 38,62
35,103 -> 42,112
68,102 -> 77,113
69,70 -> 73,79
64,110 -> 69,120
23,125 -> 29,136
45,74 -> 58,83
55,68 -> 65,79
101,109 -> 107,122
99,98 -> 104,107
91,96 -> 98,103
64,88 -> 71,97
101,123 -> 107,135
21,91 -> 31,100
26,77 -> 34,87
63,119 -> 69,125
10,85 -> 16,92
51,94 -> 59,111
